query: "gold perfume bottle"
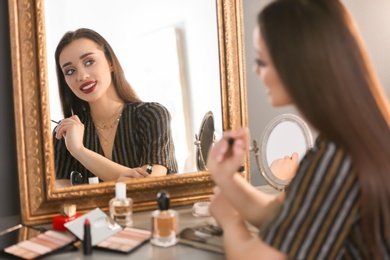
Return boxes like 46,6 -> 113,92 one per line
150,190 -> 179,247
109,182 -> 133,227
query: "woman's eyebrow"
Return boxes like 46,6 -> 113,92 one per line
61,52 -> 95,68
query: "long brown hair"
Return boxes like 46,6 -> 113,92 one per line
258,0 -> 390,257
54,28 -> 141,118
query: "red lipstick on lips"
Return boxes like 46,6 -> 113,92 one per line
79,81 -> 97,94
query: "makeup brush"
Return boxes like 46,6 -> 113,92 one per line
51,119 -> 60,124
227,137 -> 234,147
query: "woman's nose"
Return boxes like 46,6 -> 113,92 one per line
77,68 -> 89,81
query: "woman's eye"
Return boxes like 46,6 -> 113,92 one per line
255,58 -> 266,67
85,59 -> 95,66
64,69 -> 75,76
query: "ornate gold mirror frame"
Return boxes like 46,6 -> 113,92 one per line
8,0 -> 248,225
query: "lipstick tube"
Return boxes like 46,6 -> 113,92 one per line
83,218 -> 92,255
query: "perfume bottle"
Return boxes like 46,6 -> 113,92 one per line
109,182 -> 133,227
150,190 -> 179,247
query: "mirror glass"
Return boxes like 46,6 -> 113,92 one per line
45,0 -> 223,176
252,114 -> 314,190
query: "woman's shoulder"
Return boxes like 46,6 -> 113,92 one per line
125,102 -> 170,115
297,136 -> 355,182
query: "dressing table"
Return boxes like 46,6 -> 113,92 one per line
0,186 -> 278,259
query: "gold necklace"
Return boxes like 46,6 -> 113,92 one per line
95,113 -> 121,146
93,105 -> 123,146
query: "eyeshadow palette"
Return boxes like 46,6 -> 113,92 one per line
96,227 -> 151,254
0,224 -> 76,260
64,207 -> 151,255
64,207 -> 122,246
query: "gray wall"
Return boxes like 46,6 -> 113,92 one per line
0,0 -> 20,217
244,0 -> 390,186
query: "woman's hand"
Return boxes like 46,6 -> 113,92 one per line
54,115 -> 85,156
209,186 -> 241,228
206,127 -> 250,184
269,152 -> 299,180
117,168 -> 149,181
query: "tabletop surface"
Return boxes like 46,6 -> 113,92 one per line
0,185 -> 278,259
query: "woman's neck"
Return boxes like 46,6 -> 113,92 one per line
89,98 -> 125,124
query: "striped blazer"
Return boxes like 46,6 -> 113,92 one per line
53,102 -> 178,183
261,137 -> 389,259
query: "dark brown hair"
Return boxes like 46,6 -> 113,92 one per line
258,0 -> 390,257
54,28 -> 141,117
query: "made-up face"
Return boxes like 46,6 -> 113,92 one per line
59,38 -> 115,104
252,27 -> 293,107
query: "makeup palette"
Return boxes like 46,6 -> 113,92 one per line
0,224 -> 76,260
96,227 -> 151,254
64,207 -> 122,246
64,207 -> 151,254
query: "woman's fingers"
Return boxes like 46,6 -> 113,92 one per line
118,168 -> 148,180
133,168 -> 149,177
207,128 -> 250,180
54,116 -> 82,139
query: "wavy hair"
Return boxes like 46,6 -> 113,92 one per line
258,0 -> 390,257
54,28 -> 141,117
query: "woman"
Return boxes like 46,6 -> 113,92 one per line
207,0 -> 390,259
53,28 -> 178,184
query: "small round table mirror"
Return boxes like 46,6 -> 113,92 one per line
252,114 -> 314,191
194,111 -> 215,171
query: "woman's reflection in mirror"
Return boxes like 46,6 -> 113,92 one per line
269,152 -> 299,181
206,0 -> 390,259
53,28 -> 178,186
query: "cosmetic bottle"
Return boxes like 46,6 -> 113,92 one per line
52,204 -> 82,232
150,190 -> 179,247
109,182 -> 133,227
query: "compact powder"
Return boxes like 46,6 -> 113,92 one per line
4,244 -> 40,259
2,229 -> 75,260
96,227 -> 151,254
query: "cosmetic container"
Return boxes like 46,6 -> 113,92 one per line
150,190 -> 179,247
109,182 -> 133,227
52,204 -> 82,232
88,176 -> 99,184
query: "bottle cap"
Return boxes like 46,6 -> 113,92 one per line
115,182 -> 127,199
157,190 -> 170,210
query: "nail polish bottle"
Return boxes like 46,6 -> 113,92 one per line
52,204 -> 82,232
109,182 -> 133,227
150,190 -> 179,247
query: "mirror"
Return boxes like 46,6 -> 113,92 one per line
252,114 -> 313,191
8,0 -> 248,224
45,0 -> 224,174
194,111 -> 215,171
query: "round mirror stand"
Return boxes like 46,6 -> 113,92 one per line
252,114 -> 314,191
194,111 -> 215,172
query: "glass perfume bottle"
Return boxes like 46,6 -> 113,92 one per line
150,190 -> 179,247
109,182 -> 133,227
